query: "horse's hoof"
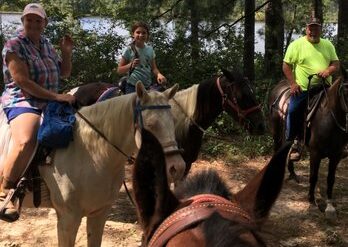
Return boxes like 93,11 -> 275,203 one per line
325,208 -> 337,221
325,201 -> 337,221
287,173 -> 300,183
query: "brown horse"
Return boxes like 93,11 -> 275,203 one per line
70,69 -> 265,176
268,68 -> 348,219
132,128 -> 291,246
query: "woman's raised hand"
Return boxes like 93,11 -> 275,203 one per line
60,35 -> 74,57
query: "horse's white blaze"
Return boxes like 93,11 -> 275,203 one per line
0,83 -> 185,246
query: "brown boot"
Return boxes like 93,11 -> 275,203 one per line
0,178 -> 20,222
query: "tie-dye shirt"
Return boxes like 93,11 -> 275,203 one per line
1,31 -> 61,109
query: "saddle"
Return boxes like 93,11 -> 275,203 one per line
271,84 -> 326,144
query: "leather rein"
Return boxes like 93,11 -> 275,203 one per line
148,194 -> 254,247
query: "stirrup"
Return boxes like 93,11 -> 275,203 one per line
0,188 -> 19,222
0,177 -> 28,222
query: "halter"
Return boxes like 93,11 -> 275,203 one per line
133,100 -> 183,156
133,100 -> 171,129
216,77 -> 261,128
148,194 -> 255,247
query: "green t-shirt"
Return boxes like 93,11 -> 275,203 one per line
283,36 -> 339,91
122,44 -> 155,88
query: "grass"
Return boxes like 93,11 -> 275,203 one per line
201,128 -> 274,163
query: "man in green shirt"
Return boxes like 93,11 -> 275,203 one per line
283,16 -> 340,161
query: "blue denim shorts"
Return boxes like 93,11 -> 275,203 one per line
3,107 -> 42,123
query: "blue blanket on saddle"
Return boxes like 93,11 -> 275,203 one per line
38,101 -> 76,148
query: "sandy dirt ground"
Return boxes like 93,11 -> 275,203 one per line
0,154 -> 347,247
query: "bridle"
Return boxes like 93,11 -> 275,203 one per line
133,100 -> 183,156
147,194 -> 255,247
216,76 -> 261,129
77,97 -> 182,161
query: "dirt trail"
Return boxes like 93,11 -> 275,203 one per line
1,156 -> 347,247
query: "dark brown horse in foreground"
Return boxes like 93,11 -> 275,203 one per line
132,128 -> 291,246
70,69 -> 265,176
268,69 -> 348,219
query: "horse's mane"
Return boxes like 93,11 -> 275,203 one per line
171,84 -> 199,140
194,76 -> 221,124
174,169 -> 266,247
76,93 -> 136,149
174,169 -> 232,200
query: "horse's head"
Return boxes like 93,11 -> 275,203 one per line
218,69 -> 265,135
133,128 -> 292,247
338,67 -> 348,111
133,82 -> 185,183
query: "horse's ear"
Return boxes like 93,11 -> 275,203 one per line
133,128 -> 179,241
235,142 -> 292,226
221,68 -> 234,81
136,81 -> 150,102
163,83 -> 179,100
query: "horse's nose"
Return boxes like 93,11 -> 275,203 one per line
165,154 -> 185,183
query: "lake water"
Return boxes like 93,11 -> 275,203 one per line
0,13 -> 338,54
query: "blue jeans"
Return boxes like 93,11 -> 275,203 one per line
286,91 -> 308,141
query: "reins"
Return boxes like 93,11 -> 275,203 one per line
76,111 -> 136,164
76,98 -> 175,206
308,74 -> 348,133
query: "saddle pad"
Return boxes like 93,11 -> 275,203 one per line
97,87 -> 120,102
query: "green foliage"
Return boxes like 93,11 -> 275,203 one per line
0,0 -> 343,149
201,130 -> 274,162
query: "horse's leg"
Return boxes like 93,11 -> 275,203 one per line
86,207 -> 110,247
270,115 -> 284,152
308,152 -> 321,204
56,211 -> 82,247
325,156 -> 340,220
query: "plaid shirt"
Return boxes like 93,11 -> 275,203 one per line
1,31 -> 61,109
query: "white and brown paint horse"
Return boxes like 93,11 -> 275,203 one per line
72,69 -> 265,176
132,128 -> 291,246
0,82 -> 185,246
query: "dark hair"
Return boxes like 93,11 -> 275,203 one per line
131,21 -> 150,34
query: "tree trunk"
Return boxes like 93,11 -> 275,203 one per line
337,0 -> 348,69
243,0 -> 255,82
187,0 -> 200,80
311,0 -> 323,22
264,0 -> 284,83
